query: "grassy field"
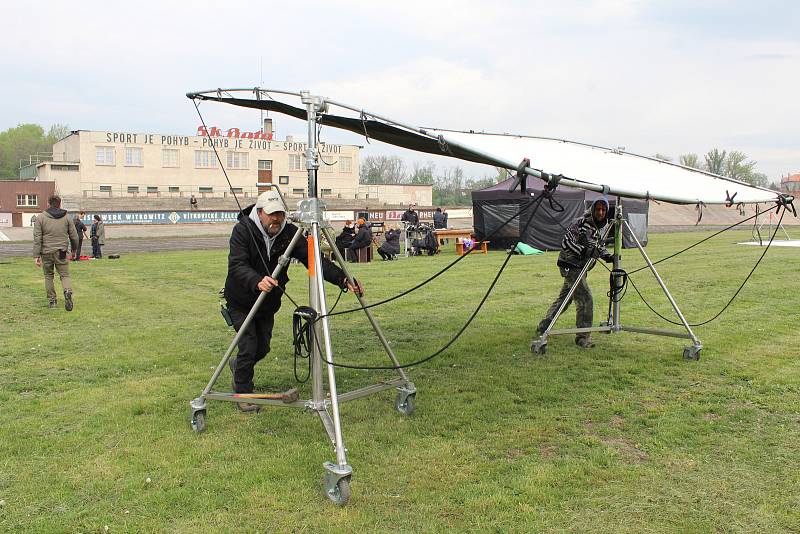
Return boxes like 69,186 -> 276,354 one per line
1,230 -> 798,533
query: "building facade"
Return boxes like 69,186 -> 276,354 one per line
781,173 -> 800,195
35,126 -> 362,206
0,180 -> 56,227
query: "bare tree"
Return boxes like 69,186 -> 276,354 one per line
359,155 -> 407,184
653,153 -> 672,162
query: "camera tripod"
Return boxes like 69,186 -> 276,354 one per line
189,92 -> 416,506
530,198 -> 703,360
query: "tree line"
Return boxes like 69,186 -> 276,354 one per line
360,155 -> 502,206
0,123 -> 70,179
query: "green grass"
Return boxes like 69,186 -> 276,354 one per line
1,230 -> 799,533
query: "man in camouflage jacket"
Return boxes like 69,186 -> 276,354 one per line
536,197 -> 614,348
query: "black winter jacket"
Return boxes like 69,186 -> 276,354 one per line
349,226 -> 373,250
224,205 -> 347,314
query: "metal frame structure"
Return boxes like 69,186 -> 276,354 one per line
530,198 -> 703,360
188,91 -> 416,506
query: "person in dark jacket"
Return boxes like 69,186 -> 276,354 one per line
377,226 -> 401,260
33,195 -> 78,310
535,197 -> 614,349
72,211 -> 88,260
224,190 -> 363,412
347,218 -> 373,261
400,204 -> 419,225
432,207 -> 448,229
90,215 -> 105,258
335,220 -> 356,261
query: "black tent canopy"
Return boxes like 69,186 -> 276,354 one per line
472,177 -> 649,251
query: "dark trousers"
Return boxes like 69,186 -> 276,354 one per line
92,239 -> 102,258
229,307 -> 275,393
377,247 -> 394,260
74,235 -> 84,260
540,265 -> 594,342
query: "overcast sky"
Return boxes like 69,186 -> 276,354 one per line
2,0 -> 798,180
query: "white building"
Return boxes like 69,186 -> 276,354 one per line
35,122 -> 363,206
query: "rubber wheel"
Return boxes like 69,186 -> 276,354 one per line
395,393 -> 416,416
191,411 -> 206,433
326,477 -> 351,506
531,343 -> 546,355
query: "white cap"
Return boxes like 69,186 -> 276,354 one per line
254,190 -> 285,214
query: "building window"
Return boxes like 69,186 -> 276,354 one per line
96,146 -> 115,166
320,161 -> 334,173
147,186 -> 158,193
292,188 -> 305,196
321,188 -> 332,196
125,147 -> 143,166
226,151 -> 248,169
339,156 -> 352,173
279,176 -> 289,185
258,159 -> 272,171
128,186 -> 139,194
199,186 -> 213,193
99,185 -> 112,192
162,149 -> 179,168
16,194 -> 38,207
230,187 -> 243,194
288,154 -> 302,171
168,186 -> 180,193
195,150 -> 217,168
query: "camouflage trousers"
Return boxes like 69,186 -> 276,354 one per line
42,250 -> 72,302
538,266 -> 594,343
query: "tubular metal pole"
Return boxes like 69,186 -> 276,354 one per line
612,198 -> 623,328
311,223 -> 348,466
623,220 -> 701,345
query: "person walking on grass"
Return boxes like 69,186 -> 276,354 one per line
535,197 -> 614,349
90,214 -> 105,258
33,195 -> 78,311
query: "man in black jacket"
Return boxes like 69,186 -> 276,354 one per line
347,218 -> 373,261
224,190 -> 363,412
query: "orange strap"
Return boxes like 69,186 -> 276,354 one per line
307,234 -> 315,276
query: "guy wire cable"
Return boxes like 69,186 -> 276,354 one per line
192,98 -> 300,309
626,205 -> 774,276
312,189 -> 555,370
621,207 -> 785,327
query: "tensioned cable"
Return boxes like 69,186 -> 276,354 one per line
313,190 -> 554,370
192,99 -> 300,309
616,208 -> 784,327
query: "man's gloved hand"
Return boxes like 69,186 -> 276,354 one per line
600,251 -> 614,263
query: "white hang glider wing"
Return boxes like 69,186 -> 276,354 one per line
187,89 -> 793,208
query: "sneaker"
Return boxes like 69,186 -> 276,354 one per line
237,402 -> 261,413
48,299 -> 57,309
575,337 -> 595,349
64,291 -> 73,312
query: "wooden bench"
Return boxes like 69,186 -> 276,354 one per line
456,239 -> 489,256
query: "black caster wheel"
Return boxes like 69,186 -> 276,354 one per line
325,477 -> 351,506
530,342 -> 547,355
191,410 -> 206,433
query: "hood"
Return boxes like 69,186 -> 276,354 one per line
585,196 -> 610,226
45,207 -> 68,219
